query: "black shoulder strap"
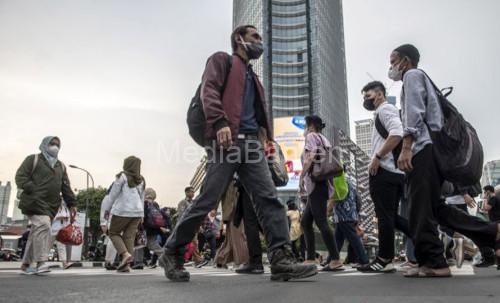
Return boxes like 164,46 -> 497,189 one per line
374,114 -> 389,139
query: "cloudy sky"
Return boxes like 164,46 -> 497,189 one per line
1,0 -> 499,214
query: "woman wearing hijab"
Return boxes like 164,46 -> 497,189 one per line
15,136 -> 77,275
104,156 -> 146,273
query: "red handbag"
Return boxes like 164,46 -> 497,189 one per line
56,213 -> 83,246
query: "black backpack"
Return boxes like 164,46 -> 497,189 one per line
374,113 -> 402,168
187,54 -> 233,147
420,70 -> 484,187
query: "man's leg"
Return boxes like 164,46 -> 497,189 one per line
160,146 -> 238,281
240,189 -> 263,267
343,222 -> 369,265
300,201 -> 315,260
238,139 -> 317,281
407,145 -> 447,269
165,148 -> 237,253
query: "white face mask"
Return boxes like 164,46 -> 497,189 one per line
48,145 -> 60,157
388,61 -> 404,81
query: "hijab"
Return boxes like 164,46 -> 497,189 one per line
117,156 -> 145,188
39,136 -> 60,168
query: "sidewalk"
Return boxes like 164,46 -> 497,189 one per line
0,261 -> 104,270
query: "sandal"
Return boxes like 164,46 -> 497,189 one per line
117,254 -> 133,271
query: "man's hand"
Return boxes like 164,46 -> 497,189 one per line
369,157 -> 381,176
216,126 -> 233,149
464,194 -> 477,208
299,177 -> 306,194
398,148 -> 413,173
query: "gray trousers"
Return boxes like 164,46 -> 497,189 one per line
165,138 -> 290,256
22,215 -> 51,265
134,234 -> 164,265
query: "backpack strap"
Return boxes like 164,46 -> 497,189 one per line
374,114 -> 389,139
31,154 -> 39,176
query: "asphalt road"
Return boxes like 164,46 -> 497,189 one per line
1,264 -> 499,303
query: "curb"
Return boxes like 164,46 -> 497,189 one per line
0,261 -> 104,270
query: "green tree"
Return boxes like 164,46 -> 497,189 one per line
75,187 -> 107,250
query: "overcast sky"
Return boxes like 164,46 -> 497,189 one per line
1,0 -> 499,214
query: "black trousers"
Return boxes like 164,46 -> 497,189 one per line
165,139 -> 290,257
301,181 -> 340,260
407,145 -> 497,268
369,167 -> 409,260
240,189 -> 263,266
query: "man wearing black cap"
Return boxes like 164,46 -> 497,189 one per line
390,44 -> 500,277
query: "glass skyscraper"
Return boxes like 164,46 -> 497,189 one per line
233,0 -> 349,140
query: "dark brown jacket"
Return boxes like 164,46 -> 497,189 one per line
200,52 -> 273,140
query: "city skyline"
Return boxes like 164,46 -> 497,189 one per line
2,0 -> 500,215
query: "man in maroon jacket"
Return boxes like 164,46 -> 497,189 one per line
160,25 -> 317,282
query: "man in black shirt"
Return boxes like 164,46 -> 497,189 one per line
484,186 -> 500,222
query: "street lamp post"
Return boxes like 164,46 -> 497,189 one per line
69,165 -> 95,260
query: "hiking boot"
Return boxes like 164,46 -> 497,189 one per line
158,252 -> 190,282
270,247 -> 318,282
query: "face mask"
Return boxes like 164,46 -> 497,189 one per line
48,145 -> 59,157
388,60 -> 404,81
363,98 -> 376,111
240,35 -> 264,60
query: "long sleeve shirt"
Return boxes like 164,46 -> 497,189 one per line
400,69 -> 443,156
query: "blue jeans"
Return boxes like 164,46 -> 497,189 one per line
335,221 -> 369,264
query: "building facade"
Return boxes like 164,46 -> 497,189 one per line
355,118 -> 374,156
233,0 -> 349,141
0,181 -> 12,225
482,160 -> 500,188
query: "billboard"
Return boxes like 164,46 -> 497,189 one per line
273,116 -> 305,191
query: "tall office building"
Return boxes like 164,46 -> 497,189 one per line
233,0 -> 349,140
0,181 -> 12,224
482,160 -> 500,188
355,118 -> 373,156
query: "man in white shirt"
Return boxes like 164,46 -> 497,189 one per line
358,81 -> 410,273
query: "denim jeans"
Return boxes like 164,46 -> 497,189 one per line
335,221 -> 369,264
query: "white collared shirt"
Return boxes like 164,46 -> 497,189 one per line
371,102 -> 404,175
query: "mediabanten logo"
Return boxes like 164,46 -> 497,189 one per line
292,116 -> 305,130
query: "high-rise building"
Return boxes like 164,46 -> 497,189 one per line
12,199 -> 26,222
233,0 -> 349,140
355,118 -> 374,156
482,160 -> 500,188
0,181 -> 12,224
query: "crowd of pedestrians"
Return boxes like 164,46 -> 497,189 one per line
13,24 -> 500,283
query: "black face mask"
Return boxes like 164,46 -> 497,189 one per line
245,42 -> 264,60
363,98 -> 376,111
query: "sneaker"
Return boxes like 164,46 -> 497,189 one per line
195,259 -> 209,269
131,264 -> 144,270
450,238 -> 464,269
357,257 -> 396,273
20,267 -> 36,275
158,252 -> 190,282
149,264 -> 158,269
270,247 -> 318,282
235,263 -> 264,274
34,264 -> 51,275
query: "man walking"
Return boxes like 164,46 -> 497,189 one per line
358,81 -> 410,273
160,25 -> 317,282
389,44 -> 500,277
15,136 -> 77,275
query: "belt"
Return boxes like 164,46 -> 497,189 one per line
237,133 -> 259,140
